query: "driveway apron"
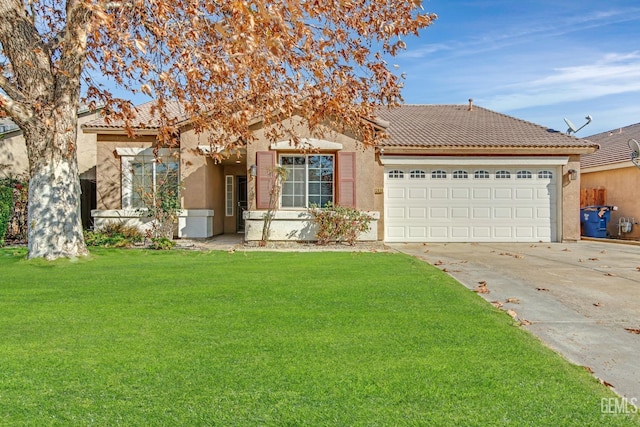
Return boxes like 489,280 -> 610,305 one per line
389,241 -> 640,402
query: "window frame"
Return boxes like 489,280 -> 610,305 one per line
388,170 -> 404,179
279,153 -> 335,209
431,169 -> 447,179
495,170 -> 512,179
409,169 -> 426,179
452,170 -> 469,179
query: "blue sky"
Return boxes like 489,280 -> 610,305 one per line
395,0 -> 640,136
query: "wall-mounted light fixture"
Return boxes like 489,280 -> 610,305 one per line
249,164 -> 257,177
568,169 -> 578,181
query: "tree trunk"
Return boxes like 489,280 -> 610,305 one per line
25,110 -> 88,260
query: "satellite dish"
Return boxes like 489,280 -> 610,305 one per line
629,138 -> 640,169
563,115 -> 592,135
564,118 -> 577,134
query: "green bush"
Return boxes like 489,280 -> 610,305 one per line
85,222 -> 144,248
148,237 -> 176,250
0,186 -> 12,246
309,202 -> 372,246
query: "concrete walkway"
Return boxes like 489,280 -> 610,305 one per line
389,241 -> 640,402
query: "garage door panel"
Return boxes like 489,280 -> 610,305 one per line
494,207 -> 512,219
408,188 -> 427,199
515,188 -> 534,199
515,207 -> 534,219
430,188 -> 448,199
430,207 -> 448,218
430,227 -> 448,238
451,188 -> 469,199
408,207 -> 427,219
494,188 -> 512,199
387,207 -> 405,219
388,188 -> 405,199
385,166 -> 558,243
472,227 -> 491,238
473,188 -> 491,199
451,207 -> 469,219
408,227 -> 427,238
472,207 -> 491,219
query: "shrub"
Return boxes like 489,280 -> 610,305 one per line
0,186 -> 12,246
148,237 -> 176,250
85,222 -> 144,247
0,176 -> 28,243
309,202 -> 372,246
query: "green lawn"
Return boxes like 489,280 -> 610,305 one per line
0,248 -> 637,426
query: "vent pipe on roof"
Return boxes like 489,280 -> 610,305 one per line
468,98 -> 473,111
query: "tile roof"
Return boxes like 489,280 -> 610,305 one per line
375,104 -> 597,150
82,101 -> 186,130
580,123 -> 640,169
83,101 -> 598,153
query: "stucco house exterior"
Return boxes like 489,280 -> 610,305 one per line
581,124 -> 640,240
1,108 -> 102,228
83,101 -> 597,243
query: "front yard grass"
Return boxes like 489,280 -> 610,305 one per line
0,248 -> 637,426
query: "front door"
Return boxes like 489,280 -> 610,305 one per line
236,176 -> 248,232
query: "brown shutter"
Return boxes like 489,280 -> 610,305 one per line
256,151 -> 276,209
337,151 -> 356,208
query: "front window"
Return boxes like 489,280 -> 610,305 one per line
120,149 -> 180,209
280,154 -> 334,208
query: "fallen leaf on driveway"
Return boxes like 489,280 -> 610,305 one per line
601,250 -> 607,254
536,287 -> 549,291
588,257 -> 599,261
474,281 -> 489,294
593,302 -> 601,307
506,309 -> 518,319
583,366 -> 594,374
605,272 -> 616,277
624,328 -> 640,334
562,247 -> 570,252
433,260 -> 443,265
519,319 -> 532,326
442,268 -> 448,272
491,301 -> 503,308
424,249 -> 430,253
636,266 -> 640,272
506,297 -> 520,304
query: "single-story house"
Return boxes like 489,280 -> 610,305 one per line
1,108 -> 102,228
581,124 -> 640,240
82,101 -> 597,243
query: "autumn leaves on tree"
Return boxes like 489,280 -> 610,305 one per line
0,0 -> 435,259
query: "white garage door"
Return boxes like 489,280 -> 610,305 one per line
384,165 -> 559,242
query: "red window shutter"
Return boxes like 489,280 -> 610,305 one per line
337,151 -> 356,208
256,151 -> 276,209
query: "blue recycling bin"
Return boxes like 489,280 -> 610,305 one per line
580,206 -> 611,238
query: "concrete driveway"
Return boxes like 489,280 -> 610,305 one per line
389,241 -> 640,402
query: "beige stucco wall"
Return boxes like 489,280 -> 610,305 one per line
561,155 -> 582,242
581,165 -> 640,239
0,110 -> 101,179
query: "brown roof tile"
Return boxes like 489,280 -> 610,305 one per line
580,123 -> 640,168
375,104 -> 597,150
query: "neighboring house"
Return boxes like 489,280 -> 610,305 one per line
83,101 -> 597,243
0,108 -> 102,228
581,124 -> 640,240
